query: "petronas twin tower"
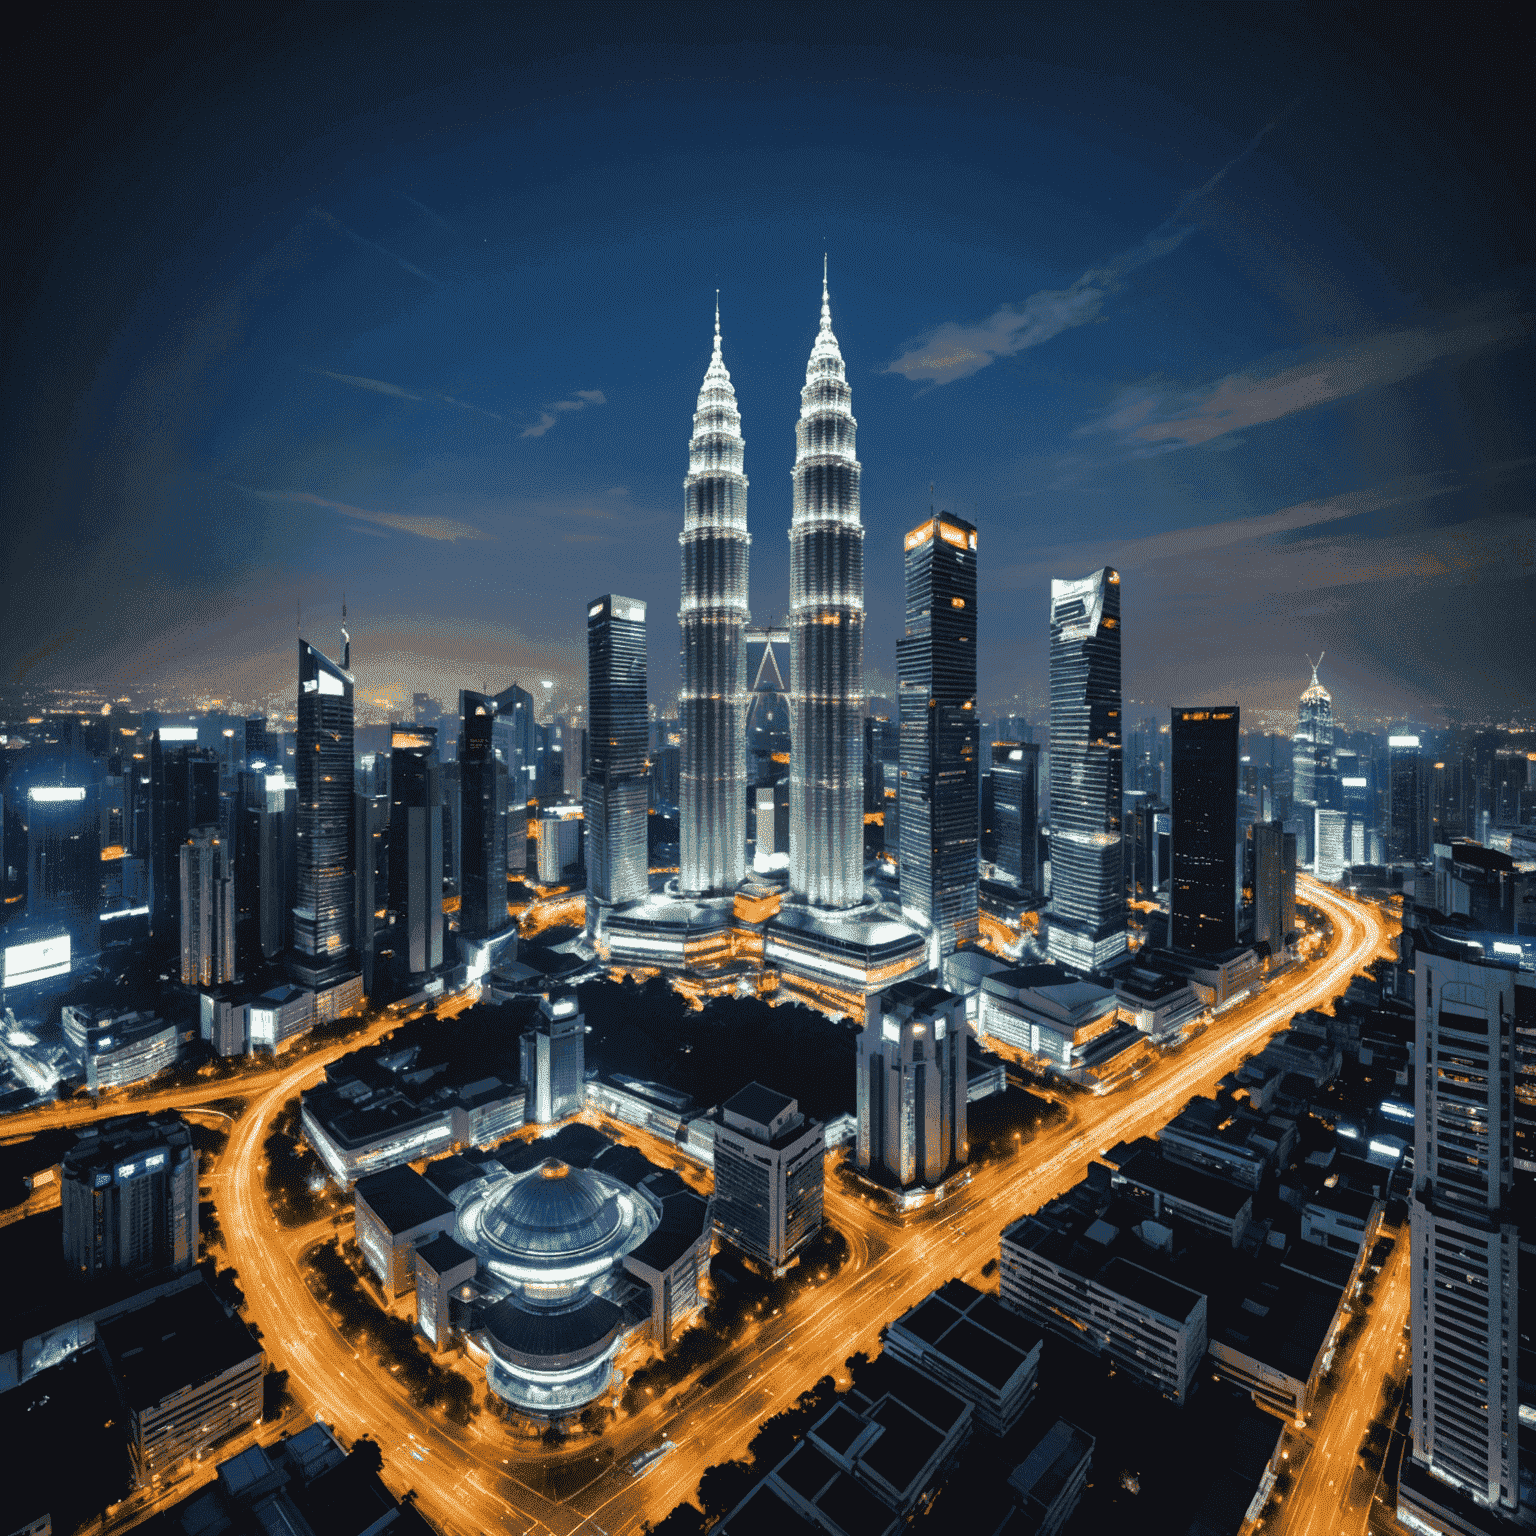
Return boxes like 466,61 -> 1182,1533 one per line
679,266 -> 865,909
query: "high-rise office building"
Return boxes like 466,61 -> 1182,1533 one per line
290,637 -> 356,984
584,595 -> 650,916
519,988 -> 585,1124
1389,734 -> 1428,865
61,1112 -> 198,1281
258,772 -> 297,962
990,741 -> 1042,899
1291,657 -> 1334,861
1313,807 -> 1349,884
898,512 -> 979,955
679,301 -> 750,897
23,781 -> 102,973
149,730 -> 218,950
459,690 -> 511,942
712,1083 -> 825,1274
244,714 -> 270,763
1045,568 -> 1126,971
388,725 -> 444,982
1169,706 -> 1240,955
788,263 -> 865,910
856,981 -> 968,1190
1403,932 -> 1521,1528
1249,820 -> 1295,954
179,826 -> 236,987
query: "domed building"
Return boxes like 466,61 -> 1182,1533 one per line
447,1148 -> 709,1418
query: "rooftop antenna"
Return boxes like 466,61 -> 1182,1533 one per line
1306,651 -> 1324,685
341,594 -> 350,672
930,481 -> 935,516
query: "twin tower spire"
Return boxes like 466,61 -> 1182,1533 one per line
679,265 -> 865,909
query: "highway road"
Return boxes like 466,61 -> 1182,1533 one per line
207,874 -> 1396,1536
1264,1228 -> 1412,1536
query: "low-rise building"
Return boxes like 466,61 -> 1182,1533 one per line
1300,1185 -> 1382,1258
95,1280 -> 263,1485
1139,945 -> 1261,1010
353,1165 -> 457,1297
62,1006 -> 181,1092
415,1233 -> 476,1352
1006,1419 -> 1095,1536
1114,965 -> 1204,1041
246,984 -> 314,1052
979,964 -> 1147,1088
883,1277 -> 1042,1435
999,1183 -> 1208,1406
1207,1267 -> 1346,1420
621,1172 -> 712,1349
1111,1145 -> 1255,1247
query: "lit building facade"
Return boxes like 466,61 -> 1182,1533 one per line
679,301 -> 750,896
584,595 -> 650,921
520,988 -> 586,1124
1404,933 -> 1521,1526
856,981 -> 968,1190
1250,819 -> 1292,953
179,826 -> 236,987
788,264 -> 865,910
1045,568 -> 1126,970
1314,807 -> 1349,883
290,638 -> 356,985
23,782 -> 102,975
1169,706 -> 1240,955
712,1082 -> 824,1273
388,725 -> 444,982
148,732 -> 218,952
1291,658 -> 1334,861
898,513 -> 979,955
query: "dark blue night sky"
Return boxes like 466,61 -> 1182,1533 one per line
3,6 -> 1531,726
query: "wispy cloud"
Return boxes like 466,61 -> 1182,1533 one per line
394,190 -> 456,235
1078,297 -> 1532,452
317,369 -> 502,421
885,113 -> 1291,387
231,484 -> 486,543
311,208 -> 443,288
521,389 -> 607,438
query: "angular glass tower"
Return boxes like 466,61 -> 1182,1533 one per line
1292,655 -> 1334,817
679,300 -> 750,896
389,725 -> 444,981
291,636 -> 356,982
459,689 -> 510,940
898,512 -> 979,954
584,595 -> 649,913
789,263 -> 865,910
1045,568 -> 1126,970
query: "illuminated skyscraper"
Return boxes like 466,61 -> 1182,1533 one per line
898,512 -> 979,954
679,300 -> 750,897
1169,706 -> 1240,955
148,730 -> 218,950
789,261 -> 865,910
584,595 -> 649,918
1291,656 -> 1334,857
1402,931 -> 1520,1527
1045,568 -> 1126,970
290,636 -> 356,985
991,741 -> 1041,899
23,780 -> 102,974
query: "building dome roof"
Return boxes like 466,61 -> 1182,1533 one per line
481,1292 -> 623,1370
478,1159 -> 624,1261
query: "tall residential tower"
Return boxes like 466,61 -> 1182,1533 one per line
679,300 -> 751,896
788,262 -> 865,910
1045,568 -> 1126,970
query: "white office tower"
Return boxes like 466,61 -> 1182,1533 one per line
856,981 -> 968,1190
788,261 -> 865,909
179,825 -> 236,987
679,300 -> 750,896
712,1083 -> 824,1274
519,988 -> 585,1124
1402,932 -> 1521,1532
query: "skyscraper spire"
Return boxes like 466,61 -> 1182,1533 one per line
679,298 -> 750,895
789,261 -> 865,909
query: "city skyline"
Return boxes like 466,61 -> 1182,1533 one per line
3,10 -> 1532,728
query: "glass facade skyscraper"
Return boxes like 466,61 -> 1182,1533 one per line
679,302 -> 750,897
1045,567 -> 1126,970
389,725 -> 444,981
459,689 -> 510,941
1389,734 -> 1428,864
991,740 -> 1041,899
898,512 -> 979,954
1291,657 -> 1334,858
789,264 -> 865,910
1169,706 -> 1240,955
584,594 -> 649,912
148,732 -> 218,950
290,637 -> 356,982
